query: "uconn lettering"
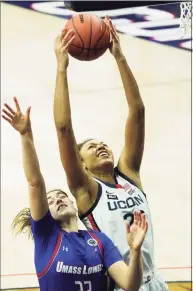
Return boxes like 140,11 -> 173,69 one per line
107,194 -> 144,211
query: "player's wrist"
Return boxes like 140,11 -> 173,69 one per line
130,248 -> 141,254
129,248 -> 142,262
114,52 -> 125,62
57,66 -> 68,73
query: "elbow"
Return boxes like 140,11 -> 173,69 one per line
129,103 -> 145,120
55,119 -> 72,132
56,124 -> 72,136
136,102 -> 145,113
125,282 -> 142,291
28,176 -> 44,188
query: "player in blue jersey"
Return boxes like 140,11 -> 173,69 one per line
53,18 -> 168,291
2,97 -> 148,291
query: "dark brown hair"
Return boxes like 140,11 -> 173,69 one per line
12,189 -> 68,239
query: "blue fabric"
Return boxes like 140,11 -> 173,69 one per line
30,211 -> 122,291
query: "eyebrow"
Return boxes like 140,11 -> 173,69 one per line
86,142 -> 104,148
47,192 -> 67,200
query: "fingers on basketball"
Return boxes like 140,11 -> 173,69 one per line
110,25 -> 119,42
104,16 -> 119,42
60,29 -> 75,52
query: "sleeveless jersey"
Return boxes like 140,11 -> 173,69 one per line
30,210 -> 123,291
80,167 -> 155,285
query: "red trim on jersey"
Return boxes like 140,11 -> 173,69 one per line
116,184 -> 123,189
37,231 -> 63,279
87,213 -> 100,231
89,232 -> 104,258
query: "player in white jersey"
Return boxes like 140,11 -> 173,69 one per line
53,18 -> 168,291
80,169 -> 156,290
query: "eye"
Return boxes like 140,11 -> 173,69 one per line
60,195 -> 67,199
48,200 -> 54,205
88,145 -> 94,150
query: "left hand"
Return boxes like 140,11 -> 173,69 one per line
2,97 -> 31,135
54,29 -> 75,71
104,16 -> 123,60
126,211 -> 148,251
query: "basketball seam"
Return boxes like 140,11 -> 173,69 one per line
94,19 -> 108,56
70,44 -> 109,51
71,16 -> 84,56
87,14 -> 93,60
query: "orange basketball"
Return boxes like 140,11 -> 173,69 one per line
65,13 -> 110,61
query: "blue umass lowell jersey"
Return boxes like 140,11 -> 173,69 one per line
30,211 -> 122,291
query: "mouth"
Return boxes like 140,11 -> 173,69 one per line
57,204 -> 67,211
97,151 -> 109,158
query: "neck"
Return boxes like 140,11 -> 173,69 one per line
91,169 -> 115,185
60,216 -> 79,233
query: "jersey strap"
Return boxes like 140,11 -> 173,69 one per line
87,213 -> 101,231
37,231 -> 63,279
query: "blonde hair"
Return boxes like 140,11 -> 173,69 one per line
12,207 -> 33,239
11,189 -> 73,239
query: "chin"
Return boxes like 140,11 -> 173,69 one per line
98,158 -> 114,169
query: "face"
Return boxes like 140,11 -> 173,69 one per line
80,139 -> 114,173
47,190 -> 77,222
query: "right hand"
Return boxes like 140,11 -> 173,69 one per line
54,29 -> 75,71
2,97 -> 31,135
126,211 -> 148,251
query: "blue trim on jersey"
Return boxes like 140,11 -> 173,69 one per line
79,182 -> 102,220
114,167 -> 147,198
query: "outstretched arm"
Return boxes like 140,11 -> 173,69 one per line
105,17 -> 145,186
53,30 -> 98,213
107,211 -> 148,291
2,97 -> 48,221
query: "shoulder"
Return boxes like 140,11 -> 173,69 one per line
88,230 -> 112,246
30,210 -> 60,238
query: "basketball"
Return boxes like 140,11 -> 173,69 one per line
65,13 -> 111,61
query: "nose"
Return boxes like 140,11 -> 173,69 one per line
97,144 -> 105,151
56,198 -> 63,205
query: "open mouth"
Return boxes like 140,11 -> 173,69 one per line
97,151 -> 109,157
58,204 -> 67,211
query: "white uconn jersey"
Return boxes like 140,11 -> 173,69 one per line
81,167 -> 155,288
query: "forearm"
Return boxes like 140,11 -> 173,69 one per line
115,54 -> 143,108
125,249 -> 143,291
54,69 -> 72,130
21,131 -> 43,186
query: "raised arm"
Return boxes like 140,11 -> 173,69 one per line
2,97 -> 48,220
105,18 -> 145,186
108,211 -> 148,291
53,30 -> 98,212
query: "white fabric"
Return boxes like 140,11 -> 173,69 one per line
81,169 -> 168,291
